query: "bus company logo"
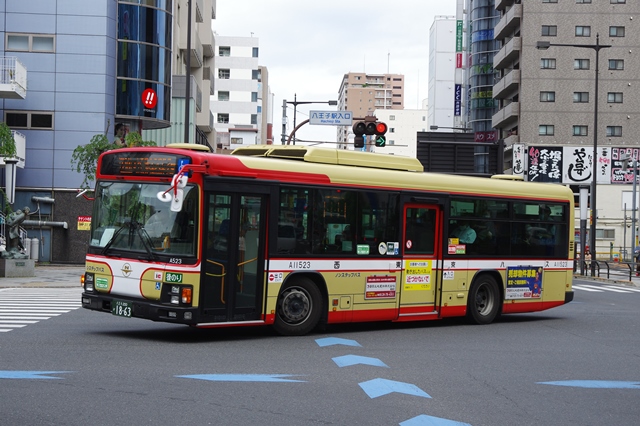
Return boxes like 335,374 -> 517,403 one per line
154,271 -> 163,280
334,261 -> 340,269
121,263 -> 133,277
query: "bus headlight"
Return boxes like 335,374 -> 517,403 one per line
84,273 -> 94,292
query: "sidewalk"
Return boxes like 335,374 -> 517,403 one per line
0,264 -> 84,288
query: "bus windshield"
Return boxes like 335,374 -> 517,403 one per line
90,181 -> 198,258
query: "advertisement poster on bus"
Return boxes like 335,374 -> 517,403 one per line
505,266 -> 543,299
365,276 -> 397,299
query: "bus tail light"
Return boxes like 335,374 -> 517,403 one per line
182,288 -> 192,304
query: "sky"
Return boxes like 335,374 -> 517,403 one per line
212,0 -> 457,144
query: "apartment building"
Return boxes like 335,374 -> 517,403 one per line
492,0 -> 640,255
336,72 -> 404,149
210,35 -> 271,151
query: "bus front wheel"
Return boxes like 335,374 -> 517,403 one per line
274,277 -> 322,336
467,275 -> 500,325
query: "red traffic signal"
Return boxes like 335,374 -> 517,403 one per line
375,122 -> 387,135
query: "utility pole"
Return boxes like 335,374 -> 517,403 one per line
281,99 -> 287,144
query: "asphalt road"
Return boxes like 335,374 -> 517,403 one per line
0,275 -> 639,426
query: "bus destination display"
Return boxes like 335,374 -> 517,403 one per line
100,152 -> 190,177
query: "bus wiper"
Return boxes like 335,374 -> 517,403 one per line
131,220 -> 157,260
101,225 -> 129,256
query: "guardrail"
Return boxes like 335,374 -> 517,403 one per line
574,260 -> 637,281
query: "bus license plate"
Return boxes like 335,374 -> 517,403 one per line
112,300 -> 132,318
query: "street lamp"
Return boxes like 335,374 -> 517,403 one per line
430,125 -> 472,132
284,94 -> 338,144
536,34 -> 611,276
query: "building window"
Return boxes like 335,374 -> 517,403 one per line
389,128 -> 395,133
610,0 -> 625,4
606,126 -> 622,137
251,114 -> 257,125
218,68 -> 230,79
251,92 -> 258,102
218,91 -> 229,101
573,125 -> 588,136
231,137 -> 243,144
539,125 -> 554,136
573,92 -> 589,103
389,115 -> 395,120
609,26 -> 625,37
5,111 -> 54,129
252,69 -> 260,80
542,0 -> 558,2
541,25 -> 557,36
540,58 -> 556,69
252,47 -> 259,58
388,140 -> 395,146
576,0 -> 592,3
609,59 -> 624,70
6,33 -> 55,52
219,46 -> 230,56
575,26 -> 591,37
540,91 -> 555,102
574,59 -> 590,70
607,92 -> 623,103
217,113 -> 229,124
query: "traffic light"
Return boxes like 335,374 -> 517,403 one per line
352,116 -> 387,148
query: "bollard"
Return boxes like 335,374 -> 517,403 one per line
30,237 -> 39,262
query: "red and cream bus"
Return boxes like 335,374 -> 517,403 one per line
81,144 -> 574,335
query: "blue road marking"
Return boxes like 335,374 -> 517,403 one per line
359,378 -> 431,399
400,414 -> 472,426
332,355 -> 389,368
0,371 -> 72,379
538,380 -> 640,389
315,337 -> 362,347
176,374 -> 306,383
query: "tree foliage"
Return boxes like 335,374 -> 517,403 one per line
71,131 -> 156,189
0,122 -> 17,158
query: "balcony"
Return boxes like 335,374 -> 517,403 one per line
495,0 -> 515,11
492,101 -> 519,129
494,3 -> 522,40
195,0 -> 203,23
493,36 -> 521,70
200,25 -> 214,58
493,69 -> 520,100
179,26 -> 203,68
0,57 -> 27,99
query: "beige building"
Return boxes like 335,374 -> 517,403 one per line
336,73 -> 404,149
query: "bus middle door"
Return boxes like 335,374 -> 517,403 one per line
399,204 -> 442,320
201,186 -> 268,323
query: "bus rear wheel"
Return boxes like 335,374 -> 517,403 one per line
467,275 -> 500,325
274,277 -> 322,336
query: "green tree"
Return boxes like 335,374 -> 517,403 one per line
0,122 -> 17,158
71,130 -> 156,189
0,122 -> 18,213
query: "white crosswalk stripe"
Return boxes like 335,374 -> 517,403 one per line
0,288 -> 81,333
573,284 -> 638,293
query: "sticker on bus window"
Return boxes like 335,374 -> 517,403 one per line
357,245 -> 370,255
448,244 -> 466,254
378,242 -> 387,255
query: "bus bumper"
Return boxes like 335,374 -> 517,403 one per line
81,292 -> 199,325
564,291 -> 574,304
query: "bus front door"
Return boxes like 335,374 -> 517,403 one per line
201,189 -> 267,323
400,204 -> 442,318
